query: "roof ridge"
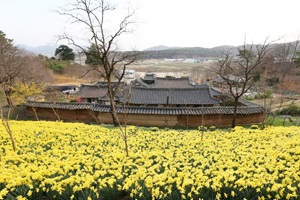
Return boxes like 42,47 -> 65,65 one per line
132,87 -> 207,90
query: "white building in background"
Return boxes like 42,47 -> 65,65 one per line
119,69 -> 136,83
124,69 -> 135,79
73,53 -> 87,65
183,59 -> 199,63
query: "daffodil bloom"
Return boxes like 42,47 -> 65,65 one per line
0,121 -> 299,199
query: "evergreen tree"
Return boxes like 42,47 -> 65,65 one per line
55,45 -> 75,61
85,44 -> 101,66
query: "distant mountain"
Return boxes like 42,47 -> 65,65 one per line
19,41 -> 300,60
140,46 -> 228,59
18,44 -> 59,57
144,45 -> 181,51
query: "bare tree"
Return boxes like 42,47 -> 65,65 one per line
0,31 -> 53,107
258,41 -> 300,126
0,31 -> 24,106
58,0 -> 139,125
88,109 -> 101,124
215,39 -> 271,128
116,84 -> 136,157
271,41 -> 299,89
43,90 -> 66,121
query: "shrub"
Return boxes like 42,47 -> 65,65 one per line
198,126 -> 207,132
47,60 -> 69,74
255,90 -> 272,99
222,99 -> 235,106
266,77 -> 279,86
245,95 -> 254,100
150,127 -> 159,132
250,124 -> 259,129
278,104 -> 300,116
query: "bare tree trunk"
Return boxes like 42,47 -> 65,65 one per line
260,95 -> 272,129
232,98 -> 239,128
201,105 -> 204,142
114,103 -> 130,157
51,107 -> 60,121
283,116 -> 287,126
109,99 -> 118,125
123,122 -> 129,157
186,108 -> 189,129
0,107 -> 16,151
4,89 -> 13,106
88,109 -> 101,124
32,107 -> 39,121
107,78 -> 118,126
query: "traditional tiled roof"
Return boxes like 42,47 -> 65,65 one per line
78,84 -> 107,98
209,87 -> 223,96
25,101 -> 265,115
130,79 -> 150,87
127,87 -> 220,105
26,102 -> 95,110
149,77 -> 195,88
78,82 -> 125,99
195,83 -> 223,96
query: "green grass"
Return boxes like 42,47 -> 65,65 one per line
266,115 -> 300,126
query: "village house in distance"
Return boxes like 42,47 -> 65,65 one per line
25,73 -> 266,127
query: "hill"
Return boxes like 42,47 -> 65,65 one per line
144,45 -> 181,51
19,41 -> 300,60
140,46 -> 224,59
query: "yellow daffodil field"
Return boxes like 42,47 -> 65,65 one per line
0,121 -> 300,200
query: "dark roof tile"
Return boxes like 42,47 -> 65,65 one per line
78,84 -> 107,98
25,102 -> 265,115
150,77 -> 194,88
128,87 -> 220,105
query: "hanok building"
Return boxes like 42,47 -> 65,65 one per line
126,73 -> 221,107
78,82 -> 125,104
77,73 -> 222,107
25,73 -> 266,127
126,87 -> 220,107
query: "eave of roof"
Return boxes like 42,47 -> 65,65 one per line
78,84 -> 108,98
25,102 -> 265,115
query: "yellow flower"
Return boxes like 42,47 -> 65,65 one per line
258,196 -> 265,200
0,121 -> 300,200
0,188 -> 9,199
231,190 -> 235,197
16,196 -> 27,200
27,190 -> 32,197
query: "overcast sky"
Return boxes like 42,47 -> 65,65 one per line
1,0 -> 300,50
